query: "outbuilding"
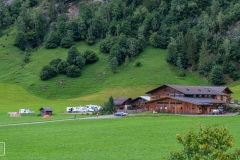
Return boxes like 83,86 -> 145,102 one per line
39,107 -> 53,116
114,97 -> 132,110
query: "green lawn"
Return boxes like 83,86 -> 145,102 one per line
1,114 -> 240,159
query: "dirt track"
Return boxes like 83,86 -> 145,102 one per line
0,115 -> 118,127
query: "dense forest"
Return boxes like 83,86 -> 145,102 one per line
0,0 -> 240,85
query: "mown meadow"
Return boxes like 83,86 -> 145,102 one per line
1,114 -> 240,160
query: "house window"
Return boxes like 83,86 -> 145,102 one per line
187,107 -> 190,110
192,108 -> 195,110
164,107 -> 167,110
157,102 -> 164,104
164,102 -> 169,104
176,102 -> 182,104
160,106 -> 162,109
181,107 -> 182,109
170,102 -> 175,104
155,106 -> 158,109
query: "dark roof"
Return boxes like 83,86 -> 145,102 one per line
146,84 -> 231,95
40,107 -> 53,111
114,97 -> 132,105
208,86 -> 233,94
146,96 -> 225,105
170,97 -> 225,105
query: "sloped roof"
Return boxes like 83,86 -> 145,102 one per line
171,97 -> 225,105
132,96 -> 150,102
140,96 -> 151,101
146,84 -> 231,95
146,97 -> 225,106
208,86 -> 233,94
114,97 -> 132,105
40,107 -> 53,111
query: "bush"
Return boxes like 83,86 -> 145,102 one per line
15,31 -> 27,51
86,36 -> 95,45
24,53 -> 30,63
50,59 -> 62,68
83,50 -> 98,64
40,65 -> 58,80
167,124 -> 240,159
66,65 -> 81,77
57,61 -> 69,74
99,38 -> 112,53
135,61 -> 141,67
178,69 -> 186,77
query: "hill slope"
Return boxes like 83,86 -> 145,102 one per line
0,27 -> 240,111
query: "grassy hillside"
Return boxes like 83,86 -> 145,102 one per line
1,115 -> 240,159
0,27 -> 240,112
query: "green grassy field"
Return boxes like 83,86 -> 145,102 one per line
1,114 -> 240,160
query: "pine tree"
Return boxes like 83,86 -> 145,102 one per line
167,37 -> 178,65
210,65 -> 224,85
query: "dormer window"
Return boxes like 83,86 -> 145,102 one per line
208,89 -> 210,92
186,88 -> 189,91
198,89 -> 201,92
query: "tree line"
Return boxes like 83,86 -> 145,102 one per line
1,0 -> 240,84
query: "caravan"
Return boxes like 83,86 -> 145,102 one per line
19,109 -> 34,114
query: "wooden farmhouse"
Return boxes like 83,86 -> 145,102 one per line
114,97 -> 132,110
131,96 -> 150,110
145,84 -> 233,114
40,107 -> 53,116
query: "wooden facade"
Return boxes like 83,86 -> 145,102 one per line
145,85 -> 232,114
145,97 -> 222,114
131,96 -> 150,110
114,97 -> 132,110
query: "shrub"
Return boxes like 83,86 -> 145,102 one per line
15,31 -> 27,51
86,36 -> 95,45
66,65 -> 81,77
167,124 -> 240,159
178,69 -> 186,77
57,61 -> 69,74
99,38 -> 112,53
135,61 -> 141,67
40,65 -> 58,80
83,50 -> 98,64
50,59 -> 62,68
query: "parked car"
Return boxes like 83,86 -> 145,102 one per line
212,109 -> 220,115
230,100 -> 234,104
114,112 -> 128,116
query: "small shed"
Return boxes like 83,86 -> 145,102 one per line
39,107 -> 53,116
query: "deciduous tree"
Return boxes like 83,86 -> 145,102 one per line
167,124 -> 240,160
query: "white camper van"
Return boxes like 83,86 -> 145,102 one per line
19,109 -> 34,114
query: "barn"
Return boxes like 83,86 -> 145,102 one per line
145,84 -> 233,114
114,97 -> 132,110
131,96 -> 150,110
39,107 -> 53,116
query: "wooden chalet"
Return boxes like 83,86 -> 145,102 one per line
114,97 -> 132,110
131,96 -> 150,110
145,84 -> 233,114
